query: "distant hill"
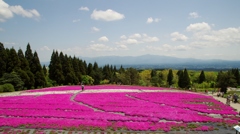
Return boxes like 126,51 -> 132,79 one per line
41,54 -> 240,70
79,54 -> 240,70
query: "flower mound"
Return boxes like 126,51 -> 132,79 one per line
0,85 -> 238,132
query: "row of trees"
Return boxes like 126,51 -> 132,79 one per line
0,42 -> 240,93
0,43 -> 46,91
48,50 -> 140,86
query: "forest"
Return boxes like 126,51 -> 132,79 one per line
0,43 -> 240,93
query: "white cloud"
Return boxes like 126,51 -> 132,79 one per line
91,9 -> 125,21
146,17 -> 153,23
40,46 -> 50,51
88,44 -> 117,51
9,5 -> 40,18
120,35 -> 127,39
72,19 -> 80,23
98,36 -> 109,42
189,12 -> 200,19
0,0 -> 40,22
79,6 -> 89,11
126,39 -> 139,44
0,0 -> 14,22
0,28 -> 3,31
147,44 -> 190,52
117,44 -> 128,50
186,22 -> 211,32
146,17 -> 160,23
117,33 -> 159,46
142,34 -> 159,42
191,27 -> 240,48
129,33 -> 141,38
171,32 -> 188,41
91,27 -> 100,32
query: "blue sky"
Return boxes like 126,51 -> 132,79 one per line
1,0 -> 240,62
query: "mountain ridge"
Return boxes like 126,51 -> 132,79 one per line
41,54 -> 240,70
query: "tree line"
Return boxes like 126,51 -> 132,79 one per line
0,42 -> 239,93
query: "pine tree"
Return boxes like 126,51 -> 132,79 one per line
78,59 -> 86,75
43,65 -> 47,77
87,63 -> 93,76
0,42 -> 7,77
151,70 -> 157,77
119,65 -> 125,74
72,56 -> 81,83
17,48 -> 31,89
18,49 -> 30,71
25,43 -> 34,72
167,69 -> 173,86
62,54 -> 77,85
126,68 -> 139,85
92,62 -> 102,85
182,68 -> 191,89
177,70 -> 184,88
48,50 -> 64,85
32,51 -> 46,88
7,48 -> 20,73
198,70 -> 206,84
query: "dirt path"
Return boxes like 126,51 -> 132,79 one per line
209,93 -> 240,113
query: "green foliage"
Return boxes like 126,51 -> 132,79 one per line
0,42 -> 7,77
126,68 -> 140,85
81,75 -> 94,85
100,79 -> 110,84
177,69 -> 191,89
0,72 -> 24,91
198,70 -> 206,84
0,83 -> 15,92
217,70 -> 238,93
167,69 -> 174,86
7,48 -> 20,73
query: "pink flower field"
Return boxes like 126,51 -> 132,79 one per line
0,85 -> 239,133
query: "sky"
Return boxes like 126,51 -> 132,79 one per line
0,0 -> 240,62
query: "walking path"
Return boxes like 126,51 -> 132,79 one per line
209,93 -> 240,113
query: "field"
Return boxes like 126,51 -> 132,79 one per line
0,85 -> 239,134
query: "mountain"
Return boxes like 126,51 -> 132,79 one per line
79,54 -> 240,70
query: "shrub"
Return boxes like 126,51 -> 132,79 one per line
0,83 -> 15,92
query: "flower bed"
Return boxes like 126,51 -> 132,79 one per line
0,85 -> 239,133
25,85 -> 168,92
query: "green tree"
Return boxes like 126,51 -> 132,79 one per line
216,71 -> 237,93
49,51 -> 65,85
72,56 -> 81,83
0,72 -> 24,91
0,42 -> 7,77
7,48 -> 20,73
177,70 -> 183,88
81,75 -> 94,85
92,62 -> 102,85
42,65 -> 47,76
17,48 -> 32,89
32,51 -> 46,88
61,54 -> 77,85
25,43 -> 34,72
167,69 -> 174,86
232,68 -> 240,85
126,68 -> 139,85
198,70 -> 206,84
182,68 -> 191,89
